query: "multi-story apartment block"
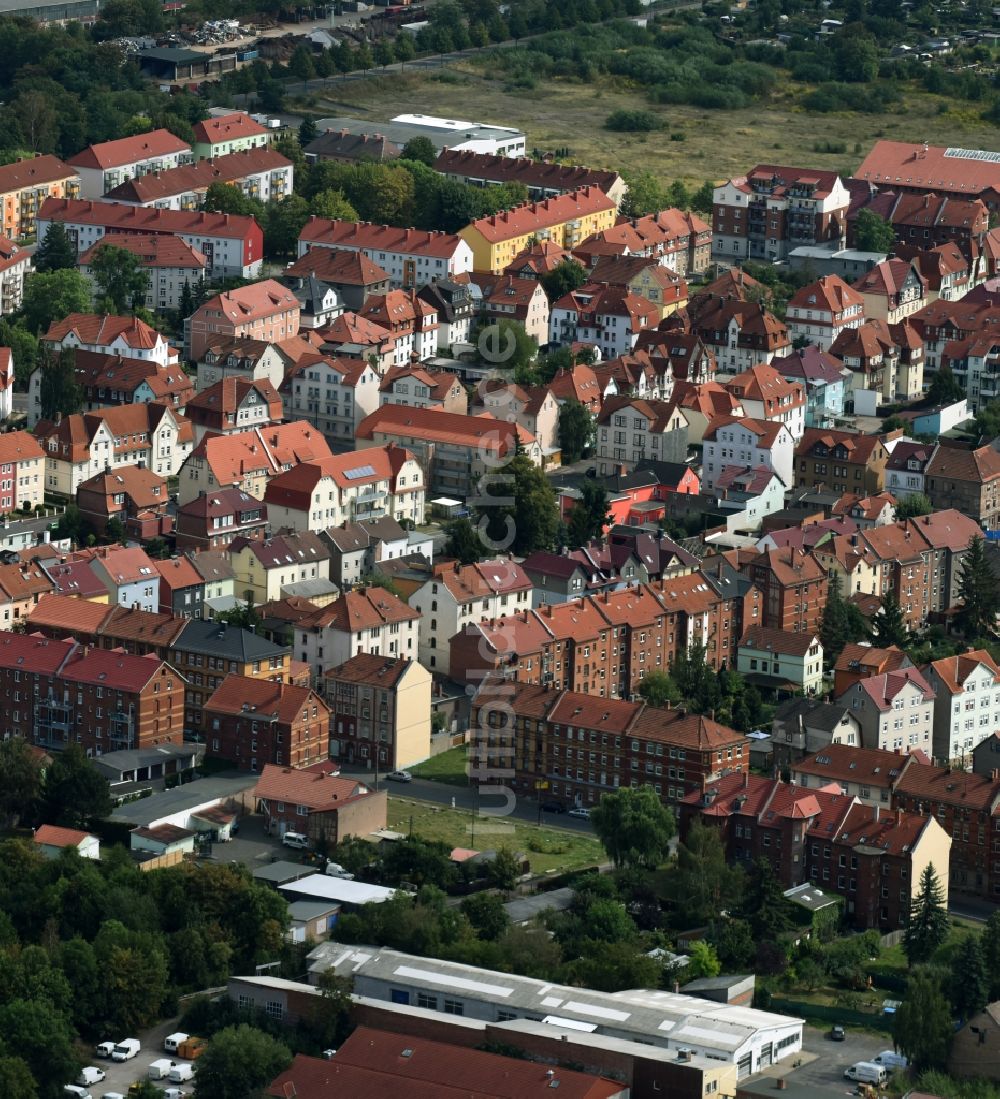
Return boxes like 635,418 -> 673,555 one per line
77,466 -> 171,542
66,129 -> 193,199
415,278 -> 476,348
852,258 -> 928,325
186,279 -> 300,361
458,187 -> 618,274
587,254 -> 689,319
794,427 -> 890,494
191,112 -> 270,160
285,246 -> 390,311
0,236 -> 31,317
880,192 -> 989,255
410,558 -> 532,676
281,354 -> 380,443
786,275 -> 865,351
0,155 -> 80,241
736,627 -> 823,695
195,337 -> 287,392
682,295 -> 791,375
711,165 -> 850,262
42,312 -> 177,368
154,555 -> 204,619
37,198 -> 264,279
595,396 -> 688,477
0,431 -> 45,512
923,650 -> 1000,765
480,274 -> 551,347
831,318 -> 925,410
702,417 -> 794,493
471,681 -> 749,811
175,486 -> 268,552
263,445 -> 425,532
725,362 -> 806,441
86,545 -> 160,612
298,218 -> 473,288
228,530 -> 332,605
833,643 -> 911,697
103,147 -> 293,210
183,377 -> 283,445
378,364 -> 467,415
771,346 -> 849,429
359,289 -> 439,364
323,652 -> 432,771
548,284 -> 658,359
581,207 -> 712,277
0,631 -> 184,754
838,666 -> 935,752
884,440 -> 937,500
926,444 -> 1000,531
177,421 -> 333,506
732,546 -> 827,635
477,381 -> 559,455
204,675 -> 330,772
79,232 -> 208,313
790,743 -> 905,807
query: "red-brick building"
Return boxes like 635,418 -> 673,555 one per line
728,546 -> 827,634
204,674 -> 329,771
253,760 -> 385,843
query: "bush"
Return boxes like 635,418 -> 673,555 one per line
605,108 -> 661,132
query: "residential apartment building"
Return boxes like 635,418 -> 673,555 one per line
228,530 -> 332,605
480,274 -> 551,347
79,232 -> 207,313
154,555 -> 204,619
831,318 -> 925,410
324,652 -> 432,771
923,650 -> 1000,765
477,381 -> 560,456
253,760 -> 383,844
263,445 -> 425,532
790,743 -> 908,807
355,405 -> 541,498
771,346 -> 849,429
785,275 -> 865,350
298,218 -> 473,288
588,254 -> 688,319
885,440 -> 937,500
794,428 -> 890,494
37,198 -> 264,279
285,246 -> 390,311
175,486 -> 268,552
833,643 -> 912,697
66,129 -> 193,199
359,289 -> 439,364
458,187 -> 618,274
711,165 -> 850,262
853,257 -> 927,324
204,675 -> 330,771
86,545 -> 160,612
472,681 -> 749,810
0,236 -> 31,317
548,284 -> 658,359
683,295 -> 792,375
724,363 -> 805,443
191,112 -> 270,160
281,354 -> 380,443
0,631 -> 183,754
736,627 -> 823,695
42,312 -> 177,369
838,666 -> 935,752
594,396 -> 688,477
184,377 -> 282,445
77,466 -> 171,542
378,365 -> 467,415
702,417 -> 794,493
410,558 -> 532,676
186,279 -> 300,361
732,546 -> 827,635
0,155 -> 80,241
0,431 -> 45,512
925,444 -> 1000,531
581,207 -> 713,277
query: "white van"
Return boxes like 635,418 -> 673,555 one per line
164,1032 -> 189,1054
282,831 -> 310,849
111,1039 -> 140,1062
94,1042 -> 115,1059
844,1062 -> 888,1085
169,1062 -> 195,1083
149,1058 -> 175,1080
872,1049 -> 908,1069
325,861 -> 354,879
77,1068 -> 106,1087
100,1093 -> 126,1099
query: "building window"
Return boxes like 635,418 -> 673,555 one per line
265,1001 -> 283,1020
443,998 -> 464,1016
416,992 -> 437,1010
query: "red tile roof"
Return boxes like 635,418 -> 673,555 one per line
33,824 -> 95,848
79,232 -> 207,271
262,444 -> 416,509
466,186 -> 615,243
254,762 -> 371,810
0,430 -> 43,465
192,112 -> 269,144
894,756 -> 1000,811
205,675 -> 326,725
788,274 -> 865,315
104,147 -> 291,204
323,652 -> 414,688
356,405 -> 531,455
432,558 -> 531,603
59,646 -> 167,693
434,149 -> 622,198
855,141 -> 1000,197
0,631 -> 74,673
793,743 -> 912,787
300,218 -> 466,258
0,155 -> 77,193
191,421 -> 332,487
39,197 -> 260,242
42,312 -> 167,352
740,625 -> 818,656
27,593 -> 110,635
318,587 -> 419,631
67,129 -> 190,171
927,649 -> 1000,694
285,246 -> 389,286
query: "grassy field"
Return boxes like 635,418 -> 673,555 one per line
302,64 -> 1000,187
409,746 -> 470,786
387,795 -> 605,874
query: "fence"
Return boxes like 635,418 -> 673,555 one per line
767,997 -> 895,1033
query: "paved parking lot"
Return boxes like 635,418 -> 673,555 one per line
78,1017 -> 193,1095
750,1025 -> 895,1096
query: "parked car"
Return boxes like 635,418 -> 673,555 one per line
325,861 -> 354,880
829,1025 -> 846,1041
844,1063 -> 888,1086
77,1068 -> 106,1087
94,1042 -> 115,1059
63,1088 -> 91,1099
585,466 -> 597,478
541,800 -> 566,814
568,807 -> 591,819
385,770 -> 412,783
282,831 -> 311,850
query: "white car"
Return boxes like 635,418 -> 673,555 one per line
568,807 -> 591,820
385,770 -> 412,783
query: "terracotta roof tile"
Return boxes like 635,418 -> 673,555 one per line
67,129 -> 190,171
254,761 -> 371,810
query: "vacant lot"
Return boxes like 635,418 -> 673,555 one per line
409,745 -> 469,786
305,65 -> 1000,186
387,795 -> 604,874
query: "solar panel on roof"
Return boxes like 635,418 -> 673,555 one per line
343,465 -> 376,480
944,147 -> 1000,163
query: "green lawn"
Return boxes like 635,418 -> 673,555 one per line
386,796 -> 605,875
409,746 -> 470,786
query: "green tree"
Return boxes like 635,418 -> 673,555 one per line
834,29 -> 880,82
869,590 -> 907,647
0,738 -> 41,828
474,453 -> 558,556
894,492 -> 933,519
89,243 -> 150,314
893,972 -> 953,1071
957,534 -> 999,641
671,818 -> 744,927
37,348 -> 83,423
311,189 -> 359,221
288,43 -> 316,88
742,858 -> 795,940
355,42 -> 374,73
981,910 -> 1000,1001
566,479 -> 610,549
395,33 -> 416,68
637,671 -> 682,708
0,1000 -> 77,1099
557,398 -> 594,464
216,597 -> 262,631
40,743 -> 112,828
461,891 -> 511,940
444,517 -> 487,565
33,222 -> 76,272
263,194 -> 311,259
298,117 -> 317,146
0,1057 -> 36,1099
590,785 -> 676,870
684,939 -> 722,980
927,363 -> 965,405
903,863 -> 950,966
203,181 -> 265,218
708,918 -> 756,970
95,919 -> 170,1032
881,413 -> 909,433
193,1024 -> 292,1099
402,135 -> 438,166
374,39 -> 395,70
620,168 -> 667,218
854,207 -> 897,251
950,934 -> 988,1020
20,269 -> 90,335
541,259 -> 588,302
485,847 -> 520,892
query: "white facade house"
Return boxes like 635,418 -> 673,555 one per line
737,628 -> 824,695
702,417 -> 794,493
924,650 -> 1000,765
786,276 -> 866,351
0,238 -> 31,318
838,668 -> 935,753
66,129 -> 193,200
42,313 -> 178,369
281,356 -> 381,443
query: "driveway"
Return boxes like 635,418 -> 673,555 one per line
749,1025 -> 893,1095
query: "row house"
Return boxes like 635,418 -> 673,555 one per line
854,140 -> 1000,203
838,666 -> 935,753
81,230 -> 208,313
0,631 -> 183,755
204,674 -> 330,772
195,336 -> 288,392
548,284 -> 658,359
794,427 -> 890,495
103,146 -> 293,209
712,165 -> 850,262
355,405 -> 541,499
771,346 -> 849,429
725,361 -> 806,441
42,312 -> 177,369
184,376 -> 282,445
632,330 -> 718,387
505,238 -> 571,278
410,558 -> 533,676
0,430 -> 45,512
379,364 -> 467,415
681,772 -> 951,931
77,466 -> 171,542
0,236 -> 31,317
830,318 -> 925,410
476,380 -> 560,456
594,396 -> 688,477
323,652 -> 432,772
154,555 -> 204,619
26,596 -> 186,659
479,275 -> 551,348
284,246 -> 390,312
926,444 -> 1000,531
66,129 -> 193,200
681,294 -> 792,375
186,279 -> 300,361
522,542 -> 654,604
580,207 -> 713,277
833,643 -> 911,697
262,445 -> 425,532
294,587 -> 420,681
884,440 -> 936,500
892,755 -> 1000,903
298,217 -> 473,288
228,531 -> 332,606
84,544 -> 161,612
786,275 -> 865,351
923,649 -> 1000,765
702,416 -> 794,493
790,742 -> 911,807
359,289 -> 439,365
902,241 -> 982,303
281,353 -> 380,442
548,363 -> 604,415
852,257 -> 928,325
458,187 -> 617,274
177,420 -> 333,506
433,149 -> 627,209
192,550 -> 237,616
0,155 -> 80,241
37,198 -> 264,279
0,561 -> 55,628
320,311 -> 398,375
586,254 -> 688,319
35,402 -> 193,498
175,486 -> 268,552
879,192 -> 989,257
415,278 -> 476,348
472,680 -> 748,810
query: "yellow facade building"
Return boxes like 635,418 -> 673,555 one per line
1,156 -> 80,241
